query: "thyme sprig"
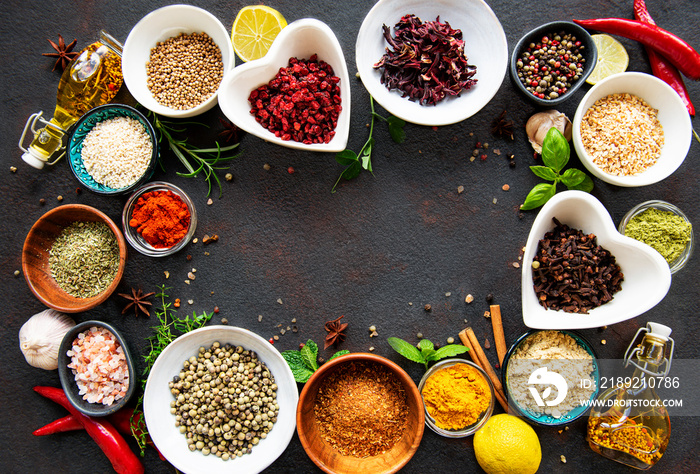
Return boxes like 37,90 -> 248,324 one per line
332,96 -> 405,193
147,112 -> 242,198
131,286 -> 213,456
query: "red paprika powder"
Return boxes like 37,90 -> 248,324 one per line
129,190 -> 190,248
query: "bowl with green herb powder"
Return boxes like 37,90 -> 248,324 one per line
619,200 -> 693,274
22,204 -> 127,313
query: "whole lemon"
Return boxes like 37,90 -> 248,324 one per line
473,414 -> 542,474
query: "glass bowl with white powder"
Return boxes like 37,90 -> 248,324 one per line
68,104 -> 158,195
502,330 -> 599,426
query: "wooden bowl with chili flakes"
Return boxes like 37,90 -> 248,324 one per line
22,204 -> 127,313
297,353 -> 424,474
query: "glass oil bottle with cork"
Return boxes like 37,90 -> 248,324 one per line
587,322 -> 674,470
18,31 -> 123,169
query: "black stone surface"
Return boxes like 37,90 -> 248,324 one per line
1,0 -> 698,473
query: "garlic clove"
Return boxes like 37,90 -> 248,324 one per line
19,309 -> 76,370
526,110 -> 572,154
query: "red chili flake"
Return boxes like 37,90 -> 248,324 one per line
269,338 -> 274,344
287,166 -> 295,174
214,306 -> 219,313
480,154 -> 487,161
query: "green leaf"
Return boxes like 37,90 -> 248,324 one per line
430,344 -> 469,362
342,162 -> 362,180
567,173 -> 594,192
328,350 -> 349,362
360,137 -> 374,172
300,340 -> 319,371
335,149 -> 358,166
529,165 -> 558,182
560,168 -> 586,187
541,128 -> 569,172
387,116 -> 406,143
417,338 -> 436,361
282,350 -> 315,383
387,337 -> 425,365
520,182 -> 556,211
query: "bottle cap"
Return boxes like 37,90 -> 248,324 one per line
646,322 -> 672,341
21,149 -> 48,169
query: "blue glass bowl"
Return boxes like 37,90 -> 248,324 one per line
502,329 -> 600,426
68,104 -> 158,195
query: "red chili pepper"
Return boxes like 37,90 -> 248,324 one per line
573,18 -> 700,80
33,414 -> 83,436
633,0 -> 695,115
33,387 -> 144,474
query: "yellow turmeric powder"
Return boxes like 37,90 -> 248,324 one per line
422,363 -> 491,430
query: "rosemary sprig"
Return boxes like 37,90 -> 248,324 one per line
131,286 -> 213,456
147,112 -> 242,198
332,96 -> 405,193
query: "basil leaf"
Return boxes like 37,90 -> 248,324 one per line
300,339 -> 319,371
567,173 -> 594,192
541,128 -> 569,173
530,165 -> 557,182
520,182 -> 556,211
281,350 -> 315,383
328,350 -> 349,362
430,344 -> 469,362
560,168 -> 586,187
388,337 -> 425,365
335,149 -> 358,166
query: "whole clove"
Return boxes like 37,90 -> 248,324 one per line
532,218 -> 623,313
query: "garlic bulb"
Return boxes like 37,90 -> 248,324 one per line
525,110 -> 572,154
19,309 -> 76,370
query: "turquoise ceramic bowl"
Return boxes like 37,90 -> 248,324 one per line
68,104 -> 158,195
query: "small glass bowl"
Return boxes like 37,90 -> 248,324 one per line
68,104 -> 159,195
122,181 -> 197,257
502,330 -> 599,426
418,358 -> 495,438
618,200 -> 693,274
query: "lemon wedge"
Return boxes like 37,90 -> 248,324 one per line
586,34 -> 629,85
231,5 -> 287,62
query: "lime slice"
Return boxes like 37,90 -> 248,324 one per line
587,34 -> 629,85
231,5 -> 287,62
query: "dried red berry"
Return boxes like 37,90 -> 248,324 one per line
287,166 -> 295,174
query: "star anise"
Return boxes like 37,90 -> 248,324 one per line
218,118 -> 243,144
491,110 -> 515,140
324,315 -> 348,349
118,288 -> 155,318
43,34 -> 79,72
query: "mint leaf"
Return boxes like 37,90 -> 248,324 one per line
282,350 -> 315,383
567,173 -> 594,192
430,344 -> 469,362
300,339 -> 319,371
388,337 -> 425,365
328,350 -> 349,362
541,128 -> 569,172
530,165 -> 557,182
521,182 -> 556,210
560,168 -> 586,187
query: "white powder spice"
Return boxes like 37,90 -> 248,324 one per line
81,116 -> 153,189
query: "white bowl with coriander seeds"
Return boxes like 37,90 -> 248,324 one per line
122,4 -> 235,118
572,72 -> 692,187
143,326 -> 298,474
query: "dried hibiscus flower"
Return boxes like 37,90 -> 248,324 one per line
373,14 -> 477,106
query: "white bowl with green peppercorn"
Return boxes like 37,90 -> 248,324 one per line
143,326 -> 298,474
122,5 -> 235,118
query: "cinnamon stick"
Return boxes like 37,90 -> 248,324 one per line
490,304 -> 507,366
459,328 -> 508,412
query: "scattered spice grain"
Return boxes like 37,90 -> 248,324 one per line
314,361 -> 409,457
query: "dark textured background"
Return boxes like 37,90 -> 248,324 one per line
1,0 -> 698,472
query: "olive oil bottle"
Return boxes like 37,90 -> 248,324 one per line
587,322 -> 673,470
19,31 -> 123,169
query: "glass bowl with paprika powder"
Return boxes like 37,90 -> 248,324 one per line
418,358 -> 495,437
122,181 -> 197,256
618,200 -> 693,274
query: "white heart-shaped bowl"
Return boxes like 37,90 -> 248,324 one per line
218,18 -> 350,152
355,0 -> 508,126
522,191 -> 671,329
144,326 -> 298,474
572,72 -> 692,187
122,4 -> 235,118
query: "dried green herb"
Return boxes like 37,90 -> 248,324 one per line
49,221 -> 119,298
387,336 -> 468,370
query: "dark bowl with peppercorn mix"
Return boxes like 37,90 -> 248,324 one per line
510,21 -> 597,106
67,104 -> 159,196
296,353 -> 424,474
57,320 -> 136,417
122,181 -> 197,257
21,204 -> 127,313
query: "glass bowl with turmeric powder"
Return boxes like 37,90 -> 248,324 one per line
418,358 -> 495,437
122,181 -> 197,257
618,200 -> 693,274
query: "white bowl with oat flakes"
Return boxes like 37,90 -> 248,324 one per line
572,72 -> 691,187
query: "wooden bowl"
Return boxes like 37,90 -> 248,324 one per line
297,353 -> 424,474
22,204 -> 127,313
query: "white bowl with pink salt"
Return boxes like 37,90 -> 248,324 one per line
58,320 -> 135,417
